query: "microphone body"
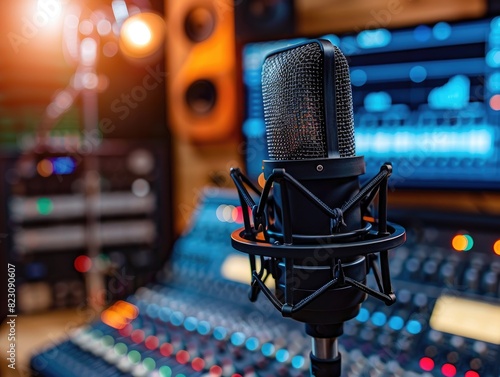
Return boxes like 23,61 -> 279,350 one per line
262,40 -> 365,326
230,39 -> 405,377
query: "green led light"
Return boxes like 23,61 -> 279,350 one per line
127,350 -> 141,364
142,357 -> 156,371
464,235 -> 474,251
114,342 -> 127,356
91,329 -> 103,339
175,374 -> 186,377
101,335 -> 114,347
36,197 -> 54,215
159,366 -> 172,377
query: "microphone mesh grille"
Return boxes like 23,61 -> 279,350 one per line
262,42 -> 355,160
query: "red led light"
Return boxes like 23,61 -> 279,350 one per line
490,94 -> 500,111
419,357 -> 435,372
131,329 -> 145,344
234,206 -> 244,224
209,365 -> 223,376
160,342 -> 173,357
191,357 -> 205,372
176,350 -> 190,364
74,255 -> 92,273
231,374 -> 243,377
118,323 -> 133,337
465,371 -> 480,377
441,363 -> 457,377
145,335 -> 159,350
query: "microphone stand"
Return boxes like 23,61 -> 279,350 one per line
230,164 -> 405,377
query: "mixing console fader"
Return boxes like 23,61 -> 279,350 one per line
31,189 -> 500,377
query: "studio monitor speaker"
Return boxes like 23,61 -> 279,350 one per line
166,0 -> 238,143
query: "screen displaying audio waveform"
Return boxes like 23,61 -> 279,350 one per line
242,17 -> 500,189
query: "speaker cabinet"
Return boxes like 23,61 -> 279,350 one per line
166,0 -> 238,143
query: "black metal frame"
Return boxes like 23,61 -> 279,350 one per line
230,163 -> 405,316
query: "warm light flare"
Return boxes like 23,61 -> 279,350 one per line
122,19 -> 152,46
119,12 -> 165,61
101,301 -> 139,329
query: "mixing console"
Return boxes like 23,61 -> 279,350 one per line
31,190 -> 500,377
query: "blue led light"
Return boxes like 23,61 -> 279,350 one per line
351,69 -> 368,87
486,49 -> 500,68
158,307 -> 172,322
183,317 -> 198,332
491,16 -> 500,30
406,320 -> 422,335
357,29 -> 392,49
50,157 -> 76,175
428,75 -> 470,109
169,312 -> 184,327
409,66 -> 427,83
292,355 -> 305,369
414,25 -> 432,42
488,73 -> 500,92
230,332 -> 246,347
276,349 -> 290,363
261,343 -> 275,357
371,312 -> 387,327
356,308 -> 370,323
364,92 -> 392,112
433,22 -> 451,40
213,326 -> 227,341
245,337 -> 259,352
197,321 -> 211,336
146,304 -> 159,319
388,316 -> 405,331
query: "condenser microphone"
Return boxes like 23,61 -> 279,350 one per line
230,40 -> 405,377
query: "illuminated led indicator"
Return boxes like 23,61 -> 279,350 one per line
122,19 -> 151,47
232,206 -> 244,223
452,234 -> 473,252
230,332 -> 246,347
419,357 -> 434,371
258,173 -> 266,188
209,365 -> 223,376
37,159 -> 53,177
388,316 -> 404,331
292,355 -> 305,369
441,363 -> 457,377
36,197 -> 54,215
433,22 -> 451,40
371,311 -> 387,327
160,343 -> 173,357
176,350 -> 190,364
465,370 -> 480,377
197,321 -> 211,335
356,308 -> 370,323
131,329 -> 145,343
490,94 -> 500,111
261,343 -> 275,357
113,342 -> 127,356
184,317 -> 198,332
74,255 -> 92,273
276,349 -> 290,363
213,326 -> 227,341
159,365 -> 172,377
142,357 -> 156,371
245,337 -> 259,351
51,157 -> 76,175
191,357 -> 205,372
494,240 -> 500,256
406,320 -> 422,335
145,335 -> 159,350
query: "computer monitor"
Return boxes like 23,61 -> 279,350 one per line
241,17 -> 500,190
